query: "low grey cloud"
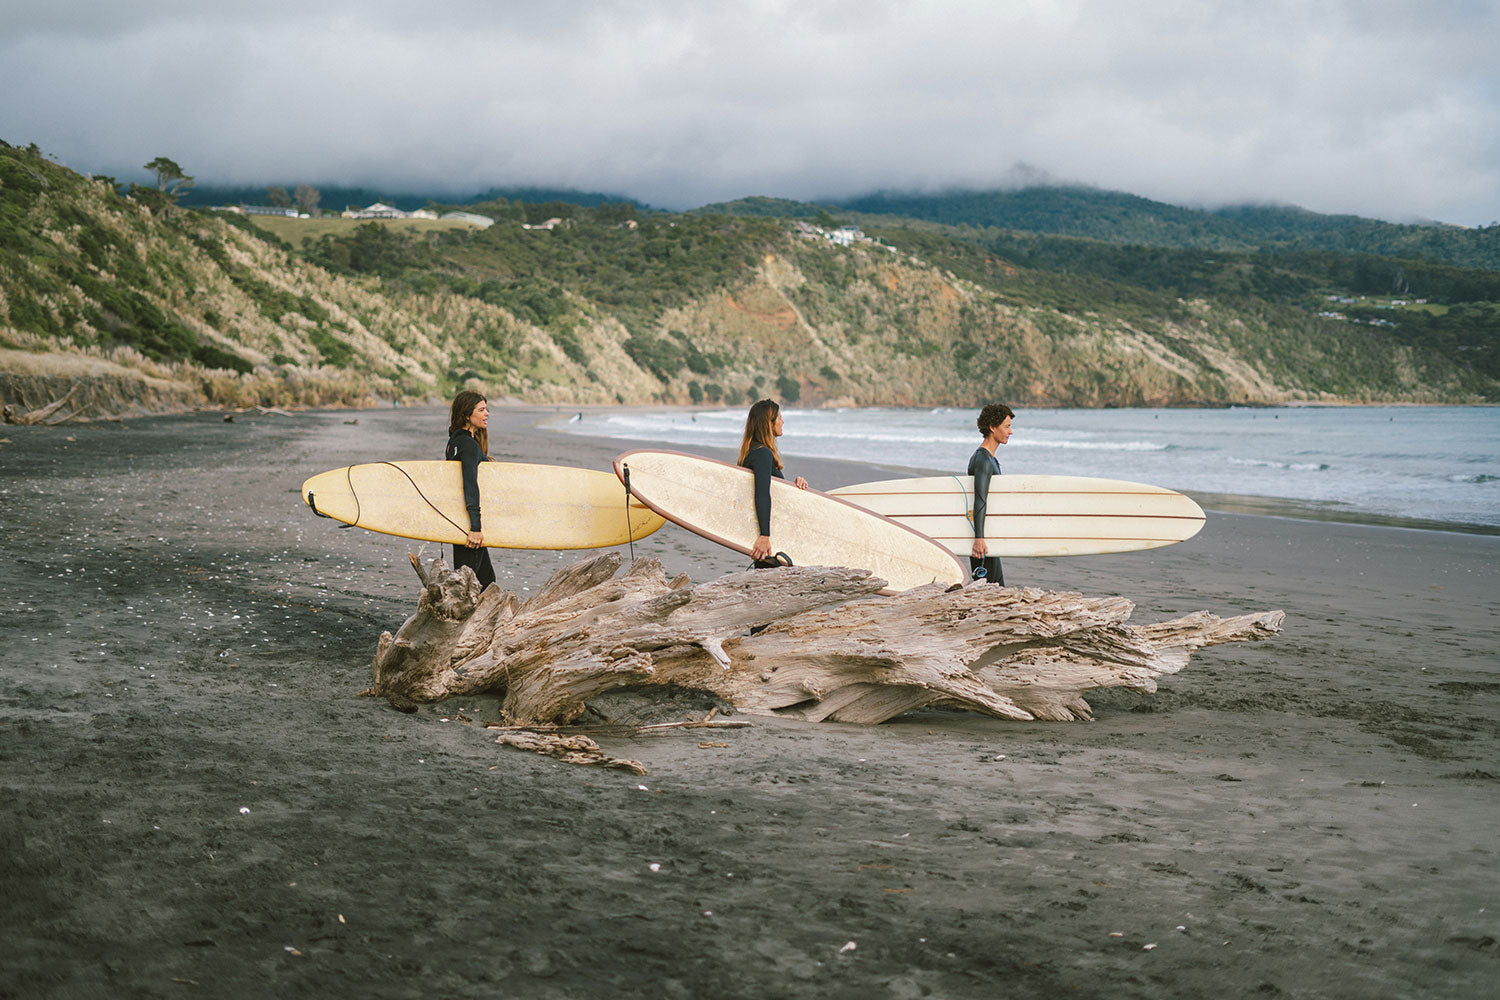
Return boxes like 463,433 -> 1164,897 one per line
3,0 -> 1496,225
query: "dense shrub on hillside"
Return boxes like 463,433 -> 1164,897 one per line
303,222 -> 432,276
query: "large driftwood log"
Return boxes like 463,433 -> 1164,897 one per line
369,552 -> 1283,725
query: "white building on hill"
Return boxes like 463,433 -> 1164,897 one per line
343,202 -> 406,219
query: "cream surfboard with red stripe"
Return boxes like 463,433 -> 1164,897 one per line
301,461 -> 665,550
613,449 -> 966,593
830,475 -> 1205,557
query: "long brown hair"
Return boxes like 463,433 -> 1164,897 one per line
448,390 -> 489,456
738,398 -> 782,469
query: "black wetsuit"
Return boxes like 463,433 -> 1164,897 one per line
967,446 -> 1004,585
741,443 -> 786,568
445,429 -> 496,589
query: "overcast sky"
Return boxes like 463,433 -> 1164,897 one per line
4,0 -> 1497,225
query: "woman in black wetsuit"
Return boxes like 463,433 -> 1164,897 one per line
737,398 -> 809,567
445,390 -> 496,589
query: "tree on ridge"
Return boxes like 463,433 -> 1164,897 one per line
144,156 -> 193,197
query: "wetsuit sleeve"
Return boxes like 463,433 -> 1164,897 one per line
454,436 -> 484,532
969,450 -> 993,540
746,447 -> 775,536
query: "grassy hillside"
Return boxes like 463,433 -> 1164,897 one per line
2,140 -> 1496,421
830,188 -> 1500,271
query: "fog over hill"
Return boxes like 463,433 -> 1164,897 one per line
5,2 -> 1497,227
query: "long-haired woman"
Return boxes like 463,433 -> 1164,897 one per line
738,398 -> 808,566
445,390 -> 496,589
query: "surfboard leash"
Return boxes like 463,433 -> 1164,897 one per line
952,474 -> 973,529
376,461 -> 470,538
621,463 -> 636,563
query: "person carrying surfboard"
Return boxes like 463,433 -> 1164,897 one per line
738,398 -> 809,568
968,403 -> 1014,585
445,390 -> 497,589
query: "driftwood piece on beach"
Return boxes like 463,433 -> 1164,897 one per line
3,382 -> 82,425
369,552 -> 1284,725
492,731 -> 647,774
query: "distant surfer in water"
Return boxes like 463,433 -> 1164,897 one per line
739,398 -> 809,568
968,403 -> 1014,585
445,390 -> 496,589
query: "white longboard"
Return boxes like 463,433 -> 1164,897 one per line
613,449 -> 966,593
830,474 -> 1205,557
301,461 -> 665,550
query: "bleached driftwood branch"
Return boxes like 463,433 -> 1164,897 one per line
369,552 -> 1283,725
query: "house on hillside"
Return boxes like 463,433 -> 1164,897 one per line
521,217 -> 565,231
241,205 -> 298,217
343,202 -> 406,219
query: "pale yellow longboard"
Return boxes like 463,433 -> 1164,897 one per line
301,461 -> 665,550
613,449 -> 965,593
830,475 -> 1206,557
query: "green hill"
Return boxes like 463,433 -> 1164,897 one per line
2,140 -> 1496,421
830,187 -> 1500,270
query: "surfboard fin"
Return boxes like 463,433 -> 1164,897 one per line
306,491 -> 333,519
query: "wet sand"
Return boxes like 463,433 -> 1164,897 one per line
2,404 -> 1497,999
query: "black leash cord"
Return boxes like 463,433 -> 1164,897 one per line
378,461 -> 470,537
622,463 -> 636,563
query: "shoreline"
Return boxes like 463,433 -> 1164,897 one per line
10,397 -> 1493,536
2,403 -> 1497,998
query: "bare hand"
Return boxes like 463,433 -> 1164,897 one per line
793,476 -> 809,490
751,534 -> 773,560
467,530 -> 484,549
971,538 -> 988,559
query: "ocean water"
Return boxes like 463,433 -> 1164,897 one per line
557,405 -> 1500,531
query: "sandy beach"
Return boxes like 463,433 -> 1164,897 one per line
2,403 -> 1497,999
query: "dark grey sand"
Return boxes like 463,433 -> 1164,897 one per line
2,404 -> 1497,999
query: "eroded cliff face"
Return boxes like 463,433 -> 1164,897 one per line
0,368 -> 199,423
636,249 -> 1346,408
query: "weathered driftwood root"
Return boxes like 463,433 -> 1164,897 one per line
370,552 -> 1284,725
